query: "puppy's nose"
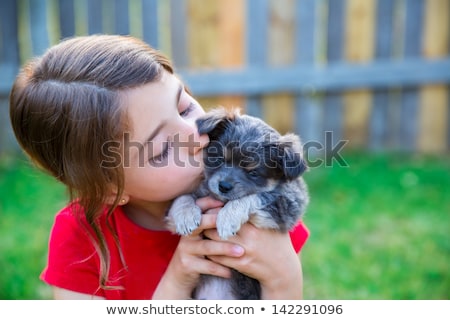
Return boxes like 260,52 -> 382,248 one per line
218,181 -> 233,193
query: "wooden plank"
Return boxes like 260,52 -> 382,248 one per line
29,0 -> 50,56
448,86 -> 450,150
399,0 -> 424,151
187,0 -> 219,68
170,0 -> 188,68
343,0 -> 375,148
245,0 -> 269,119
263,0 -> 295,134
216,0 -> 245,111
246,0 -> 268,67
114,0 -> 130,35
0,0 -> 20,66
418,0 -> 449,152
142,0 -> 159,48
0,0 -> 20,154
179,58 -> 450,96
186,0 -> 220,111
58,0 -> 76,38
324,0 -> 345,147
418,84 -> 448,152
87,0 -> 103,34
369,0 -> 395,150
294,0 -> 321,146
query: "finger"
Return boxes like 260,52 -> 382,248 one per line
195,196 -> 223,212
192,258 -> 232,279
206,255 -> 249,275
204,207 -> 221,216
190,212 -> 218,235
187,237 -> 244,258
203,228 -> 222,241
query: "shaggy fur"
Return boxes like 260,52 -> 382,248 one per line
167,108 -> 309,299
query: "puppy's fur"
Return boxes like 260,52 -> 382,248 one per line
167,108 -> 309,299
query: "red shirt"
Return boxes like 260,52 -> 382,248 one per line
41,203 -> 309,299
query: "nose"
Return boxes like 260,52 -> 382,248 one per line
218,180 -> 233,193
180,122 -> 209,155
194,133 -> 209,154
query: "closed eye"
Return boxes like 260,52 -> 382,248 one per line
179,102 -> 195,117
149,140 -> 171,165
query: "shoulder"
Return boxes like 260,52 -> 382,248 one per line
49,203 -> 94,242
51,202 -> 112,235
48,203 -> 127,254
46,203 -> 100,261
41,203 -> 112,297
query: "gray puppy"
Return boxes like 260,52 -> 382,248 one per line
166,108 -> 309,299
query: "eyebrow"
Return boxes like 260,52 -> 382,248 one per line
137,82 -> 184,154
175,82 -> 183,106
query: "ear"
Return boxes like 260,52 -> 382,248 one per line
276,133 -> 308,180
196,108 -> 238,139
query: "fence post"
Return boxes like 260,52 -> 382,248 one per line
87,0 -> 103,34
324,0 -> 345,151
29,0 -> 50,56
343,0 -> 376,148
0,0 -> 20,155
245,0 -> 268,119
142,0 -> 159,48
399,0 -> 424,152
114,0 -> 130,35
418,0 -> 449,152
170,0 -> 188,68
294,0 -> 321,148
369,0 -> 395,151
58,0 -> 76,38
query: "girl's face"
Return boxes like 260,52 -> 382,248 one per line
120,71 -> 209,204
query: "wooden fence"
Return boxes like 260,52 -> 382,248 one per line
1,0 -> 449,155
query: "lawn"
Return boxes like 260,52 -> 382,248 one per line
0,151 -> 449,299
301,151 -> 450,299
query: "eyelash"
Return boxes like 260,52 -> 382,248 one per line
149,101 -> 195,164
179,102 -> 195,117
149,141 -> 171,164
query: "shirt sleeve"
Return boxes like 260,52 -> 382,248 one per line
289,221 -> 310,253
40,207 -> 105,297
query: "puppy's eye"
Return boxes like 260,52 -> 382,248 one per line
247,170 -> 259,177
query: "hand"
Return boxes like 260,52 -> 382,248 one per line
152,197 -> 245,299
203,222 -> 303,299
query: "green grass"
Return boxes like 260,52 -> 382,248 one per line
301,152 -> 450,299
0,156 -> 67,299
0,152 -> 449,299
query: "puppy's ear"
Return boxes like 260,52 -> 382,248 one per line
196,108 -> 238,139
276,133 -> 308,180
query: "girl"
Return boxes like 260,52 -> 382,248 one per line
9,35 -> 309,299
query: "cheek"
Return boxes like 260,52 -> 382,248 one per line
123,156 -> 204,200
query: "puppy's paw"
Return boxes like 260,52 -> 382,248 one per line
175,205 -> 202,235
216,204 -> 246,239
166,195 -> 202,235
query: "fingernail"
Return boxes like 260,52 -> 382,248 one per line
233,245 -> 244,256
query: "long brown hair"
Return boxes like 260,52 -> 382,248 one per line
9,35 -> 174,290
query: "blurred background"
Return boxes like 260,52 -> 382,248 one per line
0,0 -> 449,299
